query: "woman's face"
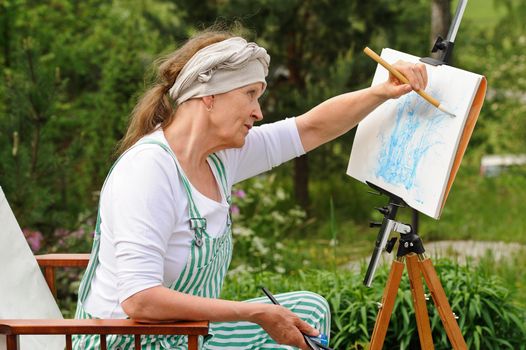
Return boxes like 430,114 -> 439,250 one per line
210,82 -> 264,148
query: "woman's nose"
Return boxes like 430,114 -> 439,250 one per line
252,104 -> 263,121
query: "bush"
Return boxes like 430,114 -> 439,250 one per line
222,259 -> 526,350
230,174 -> 307,274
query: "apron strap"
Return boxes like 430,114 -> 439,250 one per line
138,139 -> 229,222
77,139 -> 230,302
208,153 -> 231,205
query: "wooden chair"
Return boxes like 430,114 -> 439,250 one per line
0,254 -> 208,350
0,189 -> 208,350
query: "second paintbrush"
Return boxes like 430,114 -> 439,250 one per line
363,46 -> 456,118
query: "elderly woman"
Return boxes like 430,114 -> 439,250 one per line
73,31 -> 427,350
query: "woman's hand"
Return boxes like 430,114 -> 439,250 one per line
379,60 -> 428,99
248,303 -> 319,350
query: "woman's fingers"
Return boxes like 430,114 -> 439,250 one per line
420,62 -> 428,87
384,61 -> 428,99
296,317 -> 319,336
393,61 -> 428,91
295,318 -> 321,350
413,63 -> 427,90
254,304 -> 318,349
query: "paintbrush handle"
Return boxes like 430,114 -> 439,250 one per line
363,47 -> 440,108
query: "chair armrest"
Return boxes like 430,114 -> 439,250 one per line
0,319 -> 209,335
0,319 -> 209,350
35,254 -> 90,268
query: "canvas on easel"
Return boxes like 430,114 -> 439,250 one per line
0,187 -> 65,350
347,48 -> 487,219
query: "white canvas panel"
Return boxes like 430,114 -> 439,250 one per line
347,48 -> 483,219
0,187 -> 65,350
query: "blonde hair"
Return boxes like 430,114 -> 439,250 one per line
116,30 -> 234,155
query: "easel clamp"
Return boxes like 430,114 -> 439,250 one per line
392,222 -> 411,234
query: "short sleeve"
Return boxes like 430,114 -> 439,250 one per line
108,146 -> 179,303
220,117 -> 305,185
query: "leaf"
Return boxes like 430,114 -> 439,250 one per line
474,326 -> 481,350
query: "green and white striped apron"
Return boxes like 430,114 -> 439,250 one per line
73,140 -> 331,350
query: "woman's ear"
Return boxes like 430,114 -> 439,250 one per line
202,95 -> 215,112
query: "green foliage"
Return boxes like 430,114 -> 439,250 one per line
230,174 -> 307,274
51,227 -> 93,317
0,0 -> 188,246
435,260 -> 525,350
477,251 -> 526,307
56,267 -> 83,319
222,260 -> 526,350
455,1 -> 526,154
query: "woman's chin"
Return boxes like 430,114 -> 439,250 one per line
233,138 -> 246,148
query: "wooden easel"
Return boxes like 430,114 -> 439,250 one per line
361,185 -> 468,349
368,238 -> 467,350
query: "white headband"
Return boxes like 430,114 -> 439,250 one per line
168,37 -> 270,105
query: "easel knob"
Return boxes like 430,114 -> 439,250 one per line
369,222 -> 382,228
375,207 -> 389,215
385,237 -> 398,253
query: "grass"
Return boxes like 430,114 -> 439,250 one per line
477,251 -> 526,306
419,167 -> 526,243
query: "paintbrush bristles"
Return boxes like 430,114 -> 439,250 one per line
438,104 -> 456,117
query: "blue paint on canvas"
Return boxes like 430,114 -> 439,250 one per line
375,91 -> 449,196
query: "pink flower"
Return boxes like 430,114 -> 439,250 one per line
231,205 -> 240,216
53,228 -> 69,238
71,228 -> 85,239
233,189 -> 246,199
23,228 -> 44,252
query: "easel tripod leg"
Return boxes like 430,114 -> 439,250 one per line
369,260 -> 405,350
420,258 -> 468,350
406,254 -> 434,350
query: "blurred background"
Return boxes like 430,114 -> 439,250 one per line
1,0 -> 525,348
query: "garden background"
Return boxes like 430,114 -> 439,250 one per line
1,0 -> 525,348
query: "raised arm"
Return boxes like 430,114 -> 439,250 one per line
296,61 -> 427,152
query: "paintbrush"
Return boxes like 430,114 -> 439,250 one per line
363,47 -> 456,117
261,287 -> 332,350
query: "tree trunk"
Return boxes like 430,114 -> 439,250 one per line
294,155 -> 310,212
430,0 -> 452,59
31,124 -> 41,176
286,30 -> 310,212
2,3 -> 11,68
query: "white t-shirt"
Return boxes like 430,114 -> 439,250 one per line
84,117 -> 305,318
